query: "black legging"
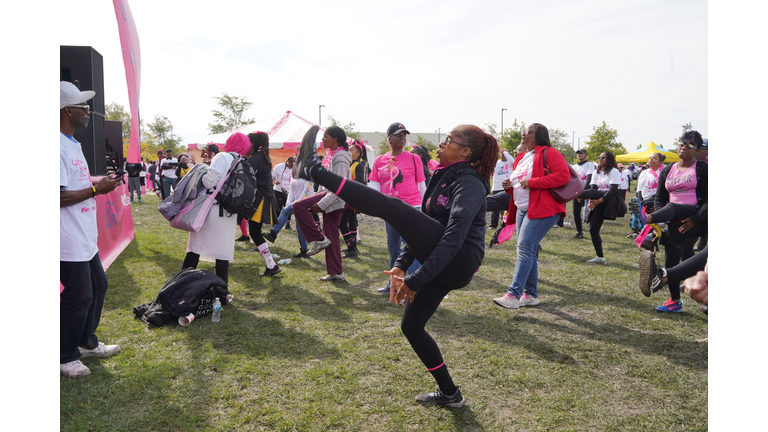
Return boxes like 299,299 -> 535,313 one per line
310,164 -> 481,395
579,188 -> 611,257
248,220 -> 267,247
649,202 -> 704,301
182,252 -> 229,283
666,245 -> 707,284
339,208 -> 358,244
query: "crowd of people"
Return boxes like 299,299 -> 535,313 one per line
60,81 -> 708,407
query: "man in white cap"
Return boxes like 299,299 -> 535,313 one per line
60,81 -> 125,378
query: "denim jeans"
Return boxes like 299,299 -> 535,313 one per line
384,219 -> 422,289
271,202 -> 309,252
506,210 -> 560,298
162,176 -> 175,198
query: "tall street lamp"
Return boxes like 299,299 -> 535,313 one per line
501,108 -> 507,138
436,128 -> 441,144
319,105 -> 325,125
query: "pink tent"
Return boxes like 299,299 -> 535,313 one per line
188,111 -> 373,151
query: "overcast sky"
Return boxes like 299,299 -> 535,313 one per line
58,0 -> 707,150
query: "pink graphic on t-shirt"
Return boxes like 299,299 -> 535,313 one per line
666,164 -> 698,205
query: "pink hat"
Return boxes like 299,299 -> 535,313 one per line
224,132 -> 251,156
617,163 -> 624,168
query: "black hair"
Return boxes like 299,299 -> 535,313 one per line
207,144 -> 220,155
410,145 -> 430,166
654,152 -> 666,163
530,123 -> 552,147
453,124 -> 501,187
350,139 -> 368,162
598,151 -> 618,174
325,126 -> 348,150
681,130 -> 704,149
248,132 -> 273,170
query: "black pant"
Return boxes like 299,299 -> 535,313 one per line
579,189 -> 609,257
572,198 -> 584,234
60,253 -> 108,363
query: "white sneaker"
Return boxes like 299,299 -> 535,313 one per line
79,342 -> 121,359
586,256 -> 607,265
320,273 -> 345,281
493,293 -> 520,309
519,293 -> 540,306
307,237 -> 332,257
60,360 -> 91,378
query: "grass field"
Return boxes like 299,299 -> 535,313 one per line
60,186 -> 708,431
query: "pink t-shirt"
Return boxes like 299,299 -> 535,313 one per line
427,159 -> 439,172
370,151 -> 426,206
666,163 -> 698,205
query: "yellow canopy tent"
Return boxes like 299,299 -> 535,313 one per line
615,141 -> 679,163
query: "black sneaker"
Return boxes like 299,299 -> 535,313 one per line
293,251 -> 309,259
263,231 -> 277,243
235,235 -> 250,242
342,249 -> 358,259
415,386 -> 465,408
573,232 -> 584,239
285,222 -> 292,230
294,125 -> 323,181
262,265 -> 282,277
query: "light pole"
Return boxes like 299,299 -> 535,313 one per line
319,105 -> 325,125
501,108 -> 507,138
436,128 -> 440,144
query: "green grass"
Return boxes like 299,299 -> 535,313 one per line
61,185 -> 707,431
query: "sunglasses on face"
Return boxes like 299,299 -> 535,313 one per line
439,135 -> 471,148
69,104 -> 90,113
679,143 -> 696,150
598,156 -> 606,160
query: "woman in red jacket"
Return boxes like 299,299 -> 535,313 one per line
493,123 -> 570,309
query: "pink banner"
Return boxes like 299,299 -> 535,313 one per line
95,180 -> 135,270
113,0 -> 142,163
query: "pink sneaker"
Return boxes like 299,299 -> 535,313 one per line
493,293 -> 519,309
519,293 -> 540,307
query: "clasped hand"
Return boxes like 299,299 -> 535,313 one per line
383,267 -> 415,305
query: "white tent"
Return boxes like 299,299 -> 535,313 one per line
188,111 -> 373,151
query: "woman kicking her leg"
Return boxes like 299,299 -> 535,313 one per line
294,124 -> 499,408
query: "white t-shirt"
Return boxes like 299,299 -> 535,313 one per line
491,157 -> 512,192
60,133 -> 98,262
617,170 -> 630,189
286,177 -> 315,205
637,165 -> 662,200
161,157 -> 178,178
272,163 -> 292,193
511,151 -> 534,210
139,162 -> 147,177
572,161 -> 595,187
591,168 -> 622,192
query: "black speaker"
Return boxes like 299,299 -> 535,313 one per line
105,120 -> 124,175
60,46 -> 106,176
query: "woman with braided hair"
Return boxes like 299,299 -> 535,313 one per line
293,124 -> 499,408
493,123 -> 571,309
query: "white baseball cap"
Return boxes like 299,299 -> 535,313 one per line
60,81 -> 95,110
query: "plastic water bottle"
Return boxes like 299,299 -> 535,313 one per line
277,259 -> 292,265
212,297 -> 221,322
